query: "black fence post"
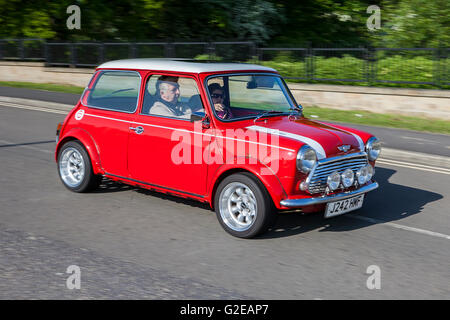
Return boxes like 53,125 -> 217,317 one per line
19,39 -> 25,60
70,43 -> 76,67
308,44 -> 314,81
130,43 -> 137,58
0,40 -> 3,60
433,47 -> 441,88
164,43 -> 171,58
250,42 -> 257,62
366,47 -> 372,85
257,48 -> 263,63
43,42 -> 49,66
208,42 -> 216,60
371,48 -> 377,86
134,43 -> 139,58
99,43 -> 105,64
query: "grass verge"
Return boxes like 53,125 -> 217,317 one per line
0,81 -> 85,94
303,106 -> 450,135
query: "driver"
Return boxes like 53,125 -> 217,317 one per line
150,76 -> 192,118
208,83 -> 233,120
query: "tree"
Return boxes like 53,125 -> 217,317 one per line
374,0 -> 450,47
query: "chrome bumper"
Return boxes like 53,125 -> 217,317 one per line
280,182 -> 379,208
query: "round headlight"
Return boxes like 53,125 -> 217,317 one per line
297,146 -> 317,173
327,171 -> 341,191
356,166 -> 369,185
341,169 -> 355,188
366,137 -> 382,161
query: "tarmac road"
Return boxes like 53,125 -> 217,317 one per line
0,91 -> 449,299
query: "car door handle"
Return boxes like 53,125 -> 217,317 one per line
129,126 -> 144,134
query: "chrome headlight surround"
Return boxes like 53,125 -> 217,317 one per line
365,137 -> 382,161
296,145 -> 317,174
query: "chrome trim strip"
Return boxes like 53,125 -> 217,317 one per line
318,152 -> 367,164
280,182 -> 378,207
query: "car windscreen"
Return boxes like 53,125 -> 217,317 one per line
206,74 -> 298,121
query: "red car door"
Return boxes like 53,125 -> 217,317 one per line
81,70 -> 142,177
127,74 -> 211,198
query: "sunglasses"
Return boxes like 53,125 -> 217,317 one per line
211,93 -> 224,99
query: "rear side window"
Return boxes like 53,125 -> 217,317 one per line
86,71 -> 141,113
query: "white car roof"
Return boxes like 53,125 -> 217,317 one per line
97,58 -> 277,73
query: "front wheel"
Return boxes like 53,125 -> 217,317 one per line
214,173 -> 277,238
57,140 -> 101,193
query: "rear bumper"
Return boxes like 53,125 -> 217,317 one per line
280,182 -> 379,208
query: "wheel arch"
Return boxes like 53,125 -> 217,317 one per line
208,164 -> 287,210
56,128 -> 103,175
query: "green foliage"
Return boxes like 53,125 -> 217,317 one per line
373,0 -> 450,48
0,0 -> 448,47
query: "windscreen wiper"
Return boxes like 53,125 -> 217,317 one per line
253,110 -> 286,123
289,105 -> 303,114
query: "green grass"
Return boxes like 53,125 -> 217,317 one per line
0,81 -> 85,94
303,106 -> 450,135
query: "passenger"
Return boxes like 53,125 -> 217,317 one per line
150,76 -> 192,118
208,83 -> 233,120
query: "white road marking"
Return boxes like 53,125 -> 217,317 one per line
400,136 -> 436,143
0,101 -> 68,114
377,159 -> 450,175
347,214 -> 450,241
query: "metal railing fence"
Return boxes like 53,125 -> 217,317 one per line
0,39 -> 448,87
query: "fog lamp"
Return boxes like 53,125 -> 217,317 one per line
327,171 -> 341,191
341,169 -> 355,188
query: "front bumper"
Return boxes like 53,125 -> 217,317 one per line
280,182 -> 379,208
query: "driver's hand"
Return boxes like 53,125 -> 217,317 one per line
214,103 -> 225,112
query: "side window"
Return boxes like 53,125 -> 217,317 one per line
86,71 -> 140,113
141,74 -> 204,118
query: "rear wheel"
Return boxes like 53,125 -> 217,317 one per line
57,140 -> 101,192
214,173 -> 277,238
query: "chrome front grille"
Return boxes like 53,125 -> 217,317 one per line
307,154 -> 368,194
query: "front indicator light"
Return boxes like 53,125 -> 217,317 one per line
56,122 -> 63,142
367,165 -> 374,181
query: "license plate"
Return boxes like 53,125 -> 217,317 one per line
325,194 -> 364,218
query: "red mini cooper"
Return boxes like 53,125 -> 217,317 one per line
55,59 -> 381,238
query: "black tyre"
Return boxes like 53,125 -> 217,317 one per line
57,140 -> 101,193
214,172 -> 277,238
